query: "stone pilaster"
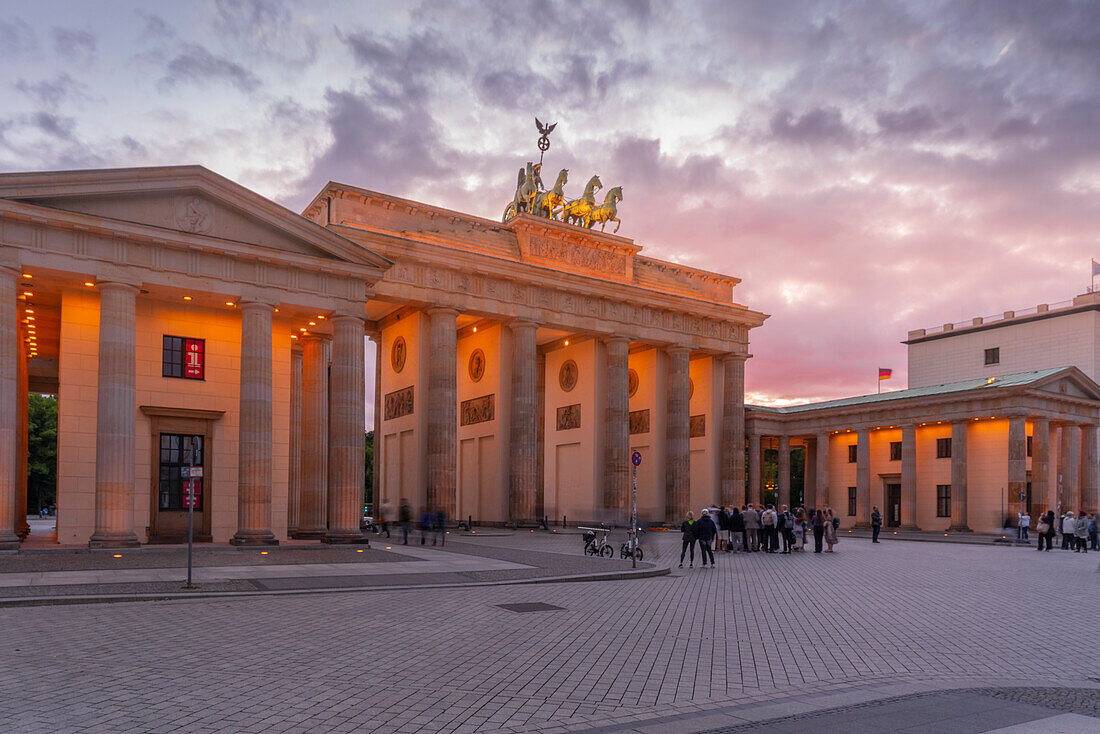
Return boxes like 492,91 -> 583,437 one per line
370,333 -> 381,510
324,314 -> 367,543
948,421 -> 970,531
747,434 -> 762,506
1031,417 -> 1050,517
777,435 -> 791,509
536,351 -> 546,520
854,428 -> 871,528
900,424 -> 919,529
665,346 -> 690,522
804,437 -> 817,511
509,320 -> 538,523
287,347 -> 302,536
89,281 -> 141,548
1007,416 -> 1028,526
1060,424 -> 1080,512
0,266 -> 20,549
231,302 -> 277,546
815,433 -> 830,509
1080,424 -> 1098,513
720,354 -> 747,507
16,331 -> 28,539
294,335 -> 329,538
603,336 -> 630,518
427,307 -> 458,517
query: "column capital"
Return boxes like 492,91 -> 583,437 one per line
300,332 -> 330,344
603,334 -> 631,346
96,280 -> 141,294
0,263 -> 20,278
666,345 -> 691,356
719,351 -> 750,363
238,300 -> 276,314
509,319 -> 540,332
330,313 -> 364,325
426,305 -> 460,318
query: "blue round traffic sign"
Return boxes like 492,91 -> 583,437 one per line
631,451 -> 642,466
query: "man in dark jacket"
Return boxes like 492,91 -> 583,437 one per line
679,512 -> 697,568
696,509 -> 718,567
811,509 -> 825,553
728,506 -> 744,552
716,507 -> 730,551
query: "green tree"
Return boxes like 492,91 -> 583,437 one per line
27,393 -> 57,513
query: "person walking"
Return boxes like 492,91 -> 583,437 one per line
812,509 -> 825,553
696,509 -> 717,568
871,506 -> 883,543
1061,511 -> 1076,550
679,511 -> 697,568
743,504 -> 761,552
1074,510 -> 1089,553
1089,514 -> 1098,551
380,500 -> 394,538
1017,510 -> 1030,542
729,505 -> 744,552
824,509 -> 838,552
399,498 -> 412,545
1036,509 -> 1055,551
434,508 -> 447,547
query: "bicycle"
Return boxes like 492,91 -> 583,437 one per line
620,529 -> 644,561
580,526 -> 614,558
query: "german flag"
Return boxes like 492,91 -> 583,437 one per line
878,368 -> 892,381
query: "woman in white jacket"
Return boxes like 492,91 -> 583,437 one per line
1074,511 -> 1089,553
1061,511 -> 1078,550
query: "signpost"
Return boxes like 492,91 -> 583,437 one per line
631,451 -> 641,569
182,438 -> 199,589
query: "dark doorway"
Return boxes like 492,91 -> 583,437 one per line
886,483 -> 901,527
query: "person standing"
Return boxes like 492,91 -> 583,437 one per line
399,498 -> 412,545
792,507 -> 805,552
434,508 -> 447,547
812,509 -> 825,553
1089,514 -> 1098,551
762,505 -> 779,553
824,509 -> 838,552
871,506 -> 882,543
1074,511 -> 1089,553
778,505 -> 793,554
729,505 -> 744,552
1061,511 -> 1076,550
380,500 -> 394,538
743,504 -> 761,552
1017,510 -> 1030,542
1036,509 -> 1055,551
696,509 -> 717,568
679,511 -> 697,568
716,506 -> 730,552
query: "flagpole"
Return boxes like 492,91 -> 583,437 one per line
878,369 -> 881,394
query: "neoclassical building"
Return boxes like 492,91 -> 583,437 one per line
0,165 -> 766,548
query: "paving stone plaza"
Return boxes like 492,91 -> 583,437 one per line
2,532 -> 1098,732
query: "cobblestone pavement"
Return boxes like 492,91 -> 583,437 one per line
0,533 -> 1097,732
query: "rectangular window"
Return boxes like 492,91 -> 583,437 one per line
847,487 -> 857,516
889,441 -> 902,461
158,433 -> 204,511
936,437 -> 952,459
163,335 -> 205,380
1026,436 -> 1032,457
848,444 -> 857,463
984,347 -> 1000,365
936,484 -> 951,517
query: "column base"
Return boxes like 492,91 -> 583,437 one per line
947,525 -> 973,532
230,532 -> 279,546
0,538 -> 21,551
292,529 -> 327,540
88,533 -> 141,549
322,532 -> 370,545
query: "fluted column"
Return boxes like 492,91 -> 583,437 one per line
287,347 -> 302,536
427,307 -> 458,516
370,333 -> 381,509
815,433 -> 830,509
665,346 -> 690,521
325,314 -> 367,543
720,354 -> 747,506
1031,417 -> 1050,517
16,331 -> 28,539
536,352 -> 546,519
604,336 -> 630,518
1006,416 -> 1027,527
948,421 -> 970,531
747,434 -> 762,506
1081,424 -> 1098,513
900,424 -> 919,529
509,320 -> 538,522
0,266 -> 20,549
294,335 -> 329,538
804,438 -> 817,510
777,435 -> 791,508
89,281 -> 140,548
1060,424 -> 1080,512
854,428 -> 871,527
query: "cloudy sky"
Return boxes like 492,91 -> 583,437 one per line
3,0 -> 1100,409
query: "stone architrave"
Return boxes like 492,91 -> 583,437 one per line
815,433 -> 830,508
294,335 -> 329,538
89,281 -> 141,548
1081,424 -> 1099,513
231,301 -> 278,546
777,435 -> 791,509
748,434 -> 762,506
0,266 -> 20,549
665,347 -> 690,522
325,314 -> 367,544
949,421 -> 971,531
288,348 -> 302,536
1060,424 -> 1080,512
604,336 -> 630,518
510,321 -> 538,522
427,307 -> 458,516
900,424 -> 919,529
854,429 -> 871,528
1007,416 -> 1027,526
1031,417 -> 1050,516
720,354 -> 747,506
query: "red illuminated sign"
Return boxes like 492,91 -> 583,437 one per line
183,480 -> 202,509
184,339 -> 204,379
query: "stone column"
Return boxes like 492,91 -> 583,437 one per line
603,336 -> 630,518
747,434 -> 762,506
509,320 -> 538,522
1080,424 -> 1098,513
949,421 -> 970,531
370,333 -> 381,509
325,314 -> 367,543
854,428 -> 871,527
536,352 -> 546,520
427,307 -> 458,516
720,354 -> 747,507
900,424 -> 919,529
287,347 -> 302,536
1031,417 -> 1050,517
0,266 -> 20,549
89,282 -> 140,548
16,332 -> 28,539
230,302 -> 277,546
1060,424 -> 1080,512
804,438 -> 817,510
294,335 -> 329,538
777,435 -> 791,508
1007,416 -> 1028,527
665,346 -> 690,521
815,433 -> 830,509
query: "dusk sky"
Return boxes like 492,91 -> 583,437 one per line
3,0 -> 1100,411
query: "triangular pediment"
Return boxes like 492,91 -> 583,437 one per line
1028,367 -> 1100,400
0,166 -> 391,272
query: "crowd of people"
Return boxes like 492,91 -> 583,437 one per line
1028,509 -> 1098,552
678,504 -> 841,568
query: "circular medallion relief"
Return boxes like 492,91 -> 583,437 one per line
628,368 -> 639,397
174,196 -> 214,235
559,359 -> 578,393
468,348 -> 486,383
689,378 -> 695,400
391,336 -> 407,374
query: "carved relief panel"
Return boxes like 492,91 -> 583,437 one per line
689,415 -> 706,438
629,409 -> 650,435
460,394 -> 495,426
557,404 -> 581,431
385,386 -> 414,420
